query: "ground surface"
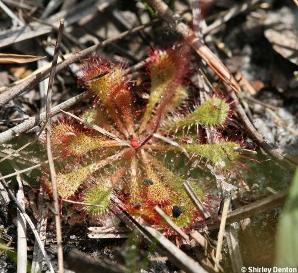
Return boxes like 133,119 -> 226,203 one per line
0,0 -> 297,272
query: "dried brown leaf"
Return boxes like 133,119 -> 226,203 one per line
0,53 -> 46,64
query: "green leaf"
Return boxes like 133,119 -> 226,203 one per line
0,242 -> 14,252
165,97 -> 229,131
141,0 -> 156,16
83,185 -> 112,215
183,142 -> 239,165
67,134 -> 118,156
81,107 -> 111,127
276,168 -> 298,266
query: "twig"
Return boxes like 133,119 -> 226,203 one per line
34,18 -> 84,49
266,108 -> 298,137
236,72 -> 258,95
45,21 -> 63,121
214,198 -> 230,272
241,94 -> 278,111
154,206 -> 190,241
0,142 -> 33,163
226,192 -> 286,225
38,58 -> 49,113
0,177 -> 55,273
45,19 -> 64,273
0,162 -> 45,180
16,173 -> 27,273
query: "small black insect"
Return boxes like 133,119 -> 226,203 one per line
172,205 -> 184,218
143,178 -> 154,185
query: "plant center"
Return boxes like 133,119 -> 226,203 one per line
130,137 -> 141,149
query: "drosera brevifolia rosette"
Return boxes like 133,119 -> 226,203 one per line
42,43 -> 247,232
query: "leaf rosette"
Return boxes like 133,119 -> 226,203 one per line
45,45 -> 242,230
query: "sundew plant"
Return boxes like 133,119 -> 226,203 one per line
45,44 -> 241,230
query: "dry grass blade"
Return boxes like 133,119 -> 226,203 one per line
226,192 -> 286,225
153,133 -> 189,157
2,0 -> 32,10
154,206 -> 190,241
31,189 -> 48,273
0,53 -> 46,64
0,142 -> 34,163
88,226 -> 129,239
0,0 -> 24,27
190,230 -> 207,248
16,174 -> 27,273
144,227 -> 208,273
41,0 -> 63,19
0,162 -> 44,180
214,198 -> 230,271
